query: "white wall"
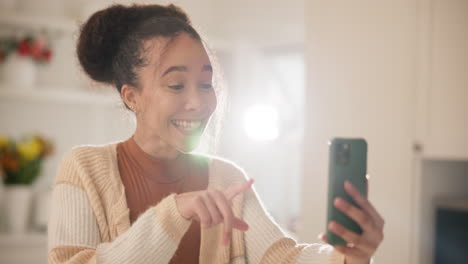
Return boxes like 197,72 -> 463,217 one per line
62,0 -> 304,48
302,1 -> 417,263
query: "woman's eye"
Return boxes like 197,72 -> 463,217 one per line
167,83 -> 212,90
200,83 -> 213,89
168,84 -> 184,90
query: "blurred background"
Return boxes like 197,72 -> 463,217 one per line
0,0 -> 467,263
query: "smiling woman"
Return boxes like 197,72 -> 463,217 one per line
46,2 -> 378,264
119,33 -> 217,157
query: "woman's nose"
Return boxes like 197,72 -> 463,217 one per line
184,87 -> 203,111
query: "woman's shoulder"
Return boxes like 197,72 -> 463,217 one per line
61,142 -> 117,164
55,142 -> 119,185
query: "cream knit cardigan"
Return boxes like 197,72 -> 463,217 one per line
47,142 -> 345,263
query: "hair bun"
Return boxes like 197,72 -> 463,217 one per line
77,4 -> 193,85
77,5 -> 141,83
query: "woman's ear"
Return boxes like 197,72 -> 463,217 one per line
121,84 -> 139,111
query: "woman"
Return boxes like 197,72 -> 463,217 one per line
47,3 -> 384,264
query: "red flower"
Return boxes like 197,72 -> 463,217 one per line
17,39 -> 31,56
40,49 -> 52,62
0,50 -> 5,63
1,153 -> 20,173
1,35 -> 53,64
30,46 -> 42,58
30,36 -> 46,60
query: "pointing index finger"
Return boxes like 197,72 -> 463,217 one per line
224,178 -> 254,200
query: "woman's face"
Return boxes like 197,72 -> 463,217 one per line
131,33 -> 217,153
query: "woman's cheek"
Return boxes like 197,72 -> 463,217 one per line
209,93 -> 217,114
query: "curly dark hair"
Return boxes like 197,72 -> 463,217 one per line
77,3 -> 201,92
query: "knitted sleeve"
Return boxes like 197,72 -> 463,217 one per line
47,150 -> 192,264
242,183 -> 346,264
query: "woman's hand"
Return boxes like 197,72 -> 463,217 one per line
319,180 -> 385,264
175,178 -> 254,246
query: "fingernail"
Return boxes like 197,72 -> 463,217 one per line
334,197 -> 341,206
344,181 -> 352,189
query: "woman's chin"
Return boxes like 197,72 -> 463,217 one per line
176,136 -> 201,153
177,128 -> 205,152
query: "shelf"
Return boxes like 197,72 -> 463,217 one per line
421,153 -> 468,162
422,154 -> 468,163
0,232 -> 46,247
0,85 -> 121,105
434,197 -> 468,212
0,13 -> 77,33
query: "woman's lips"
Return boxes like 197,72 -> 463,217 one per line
171,119 -> 203,135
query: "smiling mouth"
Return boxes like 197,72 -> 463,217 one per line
171,119 -> 203,134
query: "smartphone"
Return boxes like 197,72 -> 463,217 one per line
326,138 -> 367,246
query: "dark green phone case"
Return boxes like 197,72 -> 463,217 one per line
326,138 -> 367,246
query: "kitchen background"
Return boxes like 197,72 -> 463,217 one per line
0,0 -> 467,263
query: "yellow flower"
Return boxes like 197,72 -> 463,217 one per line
17,137 -> 42,161
0,136 -> 9,149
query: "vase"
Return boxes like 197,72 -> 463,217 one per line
3,184 -> 33,234
32,190 -> 51,232
2,53 -> 37,88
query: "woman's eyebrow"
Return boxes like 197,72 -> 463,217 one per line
161,66 -> 187,77
161,64 -> 212,77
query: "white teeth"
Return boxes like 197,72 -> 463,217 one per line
171,120 -> 202,131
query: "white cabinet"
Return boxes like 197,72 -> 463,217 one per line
415,0 -> 468,160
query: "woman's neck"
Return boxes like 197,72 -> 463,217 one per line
132,129 -> 181,161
